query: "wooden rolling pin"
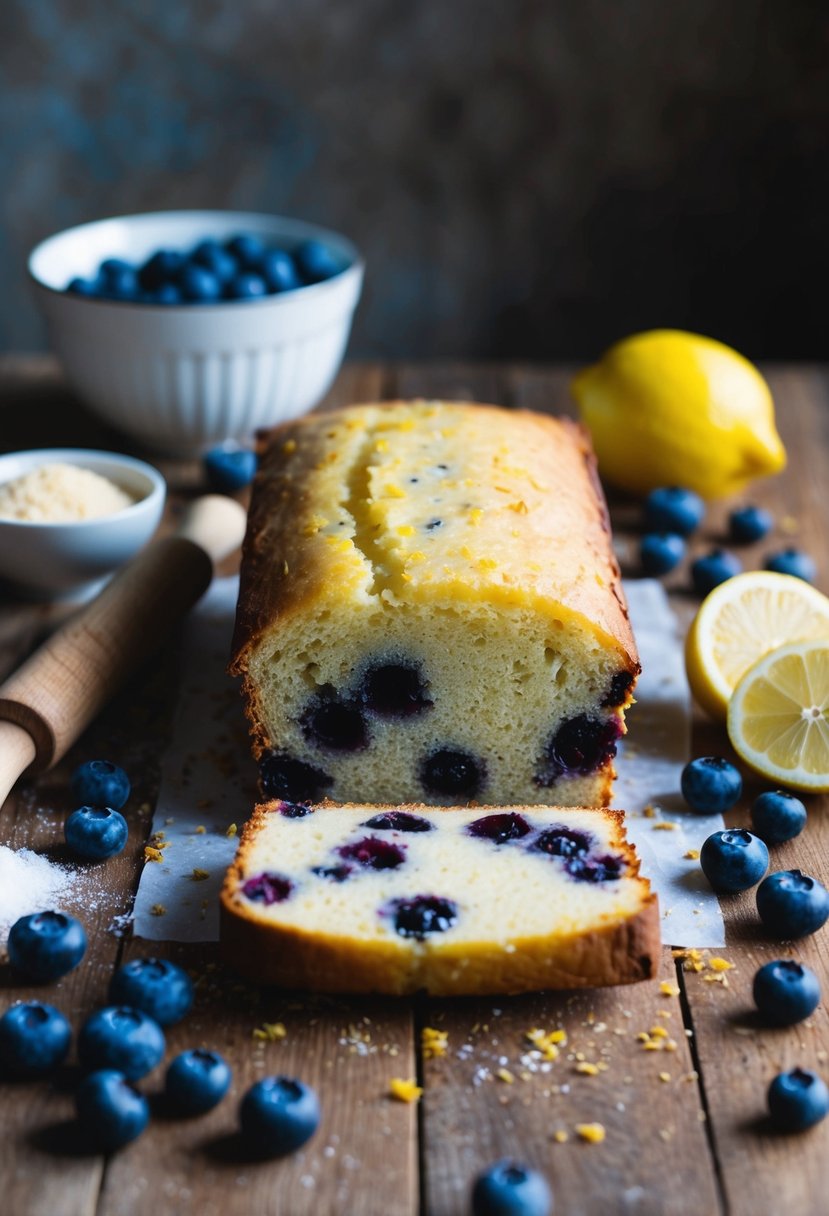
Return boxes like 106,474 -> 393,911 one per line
0,494 -> 247,807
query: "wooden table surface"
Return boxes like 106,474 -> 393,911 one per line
1,357 -> 827,1216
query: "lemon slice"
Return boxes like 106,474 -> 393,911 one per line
727,640 -> 829,791
685,572 -> 829,721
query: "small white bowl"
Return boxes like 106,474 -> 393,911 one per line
0,449 -> 166,600
28,210 -> 365,455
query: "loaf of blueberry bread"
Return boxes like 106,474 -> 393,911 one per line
220,801 -> 659,994
230,401 -> 639,808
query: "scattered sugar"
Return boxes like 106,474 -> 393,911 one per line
0,462 -> 134,522
0,845 -> 74,940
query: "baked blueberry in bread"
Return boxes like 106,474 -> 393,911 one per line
219,801 -> 660,995
230,401 -> 639,807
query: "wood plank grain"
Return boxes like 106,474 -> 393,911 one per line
673,367 -> 829,1216
420,985 -> 717,1216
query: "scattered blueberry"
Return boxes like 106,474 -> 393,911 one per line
753,960 -> 821,1027
259,753 -> 333,802
76,1069 -> 150,1150
7,911 -> 87,982
179,264 -> 222,303
363,810 -> 433,832
532,826 -> 592,858
226,272 -> 268,300
691,548 -> 742,596
472,1159 -> 553,1216
240,1075 -> 321,1156
301,696 -> 369,752
203,444 -> 258,494
166,1049 -> 231,1115
388,895 -> 458,939
242,872 -> 294,905
0,1002 -> 71,1077
260,249 -> 302,293
700,829 -> 769,894
729,505 -> 773,544
640,532 -> 686,576
601,670 -> 635,708
756,870 -> 829,939
191,239 -> 238,284
751,791 -> 807,845
65,806 -> 128,862
644,486 -> 705,536
70,760 -> 131,810
765,548 -> 817,584
78,1006 -> 166,1080
420,748 -> 485,799
294,239 -> 340,284
680,756 -> 742,814
536,714 -> 620,785
467,813 -> 531,845
338,836 -> 406,870
767,1068 -> 829,1132
225,233 -> 267,269
109,958 -> 193,1026
359,661 -> 432,717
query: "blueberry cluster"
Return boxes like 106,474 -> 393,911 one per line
66,235 -> 341,306
64,759 -> 131,863
1,930 -> 319,1155
637,485 -> 816,592
679,754 -> 827,1132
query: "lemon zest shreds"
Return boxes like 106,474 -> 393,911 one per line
421,1027 -> 449,1059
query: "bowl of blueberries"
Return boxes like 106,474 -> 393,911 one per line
28,210 -> 364,454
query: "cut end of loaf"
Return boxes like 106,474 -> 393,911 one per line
220,800 -> 660,996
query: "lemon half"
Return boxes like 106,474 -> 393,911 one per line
685,572 -> 829,721
728,640 -> 829,791
572,330 -> 786,498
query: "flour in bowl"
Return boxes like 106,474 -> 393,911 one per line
0,462 -> 134,522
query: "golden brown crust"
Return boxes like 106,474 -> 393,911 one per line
219,801 -> 660,995
229,402 -> 639,681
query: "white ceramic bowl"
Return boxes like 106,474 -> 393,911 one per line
0,449 -> 166,600
28,211 -> 364,455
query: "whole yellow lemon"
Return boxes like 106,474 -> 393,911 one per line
572,330 -> 786,498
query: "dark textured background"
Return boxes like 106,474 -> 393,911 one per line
3,0 -> 828,359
